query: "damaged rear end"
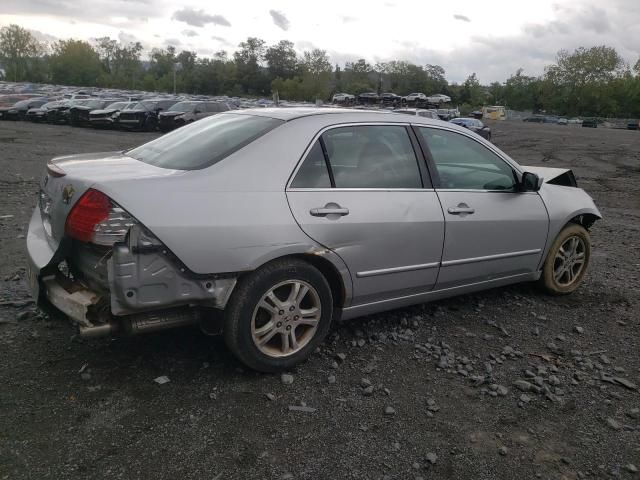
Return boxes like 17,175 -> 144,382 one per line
26,153 -> 234,338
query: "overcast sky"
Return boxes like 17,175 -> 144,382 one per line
1,0 -> 639,83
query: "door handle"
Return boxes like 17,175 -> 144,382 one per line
310,207 -> 349,217
447,203 -> 475,215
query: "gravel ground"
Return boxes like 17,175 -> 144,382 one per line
0,120 -> 639,480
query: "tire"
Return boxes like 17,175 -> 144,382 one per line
143,117 -> 157,132
224,258 -> 333,372
539,223 -> 591,295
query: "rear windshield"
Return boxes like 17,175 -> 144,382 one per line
127,113 -> 283,170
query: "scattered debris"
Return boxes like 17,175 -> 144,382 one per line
280,373 -> 294,385
153,376 -> 170,385
288,405 -> 316,413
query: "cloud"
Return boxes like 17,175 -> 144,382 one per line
269,10 -> 290,31
211,35 -> 233,46
295,40 -> 317,51
172,7 -> 231,27
1,0 -> 157,27
29,28 -> 58,43
117,31 -> 140,44
182,29 -> 199,37
453,14 -> 470,22
164,38 -> 182,47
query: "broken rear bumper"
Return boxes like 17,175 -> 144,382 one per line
27,209 -> 235,337
26,207 -> 57,301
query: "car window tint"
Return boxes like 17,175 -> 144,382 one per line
290,141 -> 331,188
127,113 -> 283,170
322,125 -> 422,189
418,127 -> 516,190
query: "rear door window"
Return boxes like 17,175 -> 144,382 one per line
324,125 -> 422,189
291,125 -> 423,189
290,141 -> 331,188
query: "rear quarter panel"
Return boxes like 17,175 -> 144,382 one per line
94,117 -> 351,275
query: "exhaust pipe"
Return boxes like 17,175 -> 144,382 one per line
79,308 -> 200,338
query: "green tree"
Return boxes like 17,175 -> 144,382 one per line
94,37 -> 143,88
503,69 -> 538,111
487,81 -> 503,105
424,64 -> 447,94
300,49 -> 332,100
265,40 -> 298,81
460,73 -> 484,107
544,46 -> 625,116
234,37 -> 268,95
49,39 -> 102,86
342,58 -> 375,93
0,24 -> 40,82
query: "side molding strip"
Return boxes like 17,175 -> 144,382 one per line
356,262 -> 440,278
440,249 -> 542,267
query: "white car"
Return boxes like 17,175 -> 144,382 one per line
393,108 -> 440,119
332,93 -> 355,104
426,94 -> 451,104
405,93 -> 427,102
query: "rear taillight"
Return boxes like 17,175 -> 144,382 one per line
65,189 -> 137,245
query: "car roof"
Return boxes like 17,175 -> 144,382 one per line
226,107 -> 453,127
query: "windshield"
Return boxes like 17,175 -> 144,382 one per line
131,100 -> 158,111
127,113 -> 283,170
168,101 -> 199,112
105,102 -> 127,110
73,99 -> 105,108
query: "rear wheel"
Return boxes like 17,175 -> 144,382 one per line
224,258 -> 333,372
540,224 -> 591,294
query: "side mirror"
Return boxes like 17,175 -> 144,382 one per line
193,109 -> 201,114
520,171 -> 542,192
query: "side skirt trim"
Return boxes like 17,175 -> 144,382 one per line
340,271 -> 540,320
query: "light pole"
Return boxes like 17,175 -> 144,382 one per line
172,62 -> 182,94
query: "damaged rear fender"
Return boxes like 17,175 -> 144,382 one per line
107,225 -> 236,316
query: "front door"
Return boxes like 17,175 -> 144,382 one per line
415,126 -> 549,289
286,124 -> 445,306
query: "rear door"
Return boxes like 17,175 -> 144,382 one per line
415,126 -> 549,289
286,124 -> 445,306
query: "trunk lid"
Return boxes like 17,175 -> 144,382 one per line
40,152 -> 182,244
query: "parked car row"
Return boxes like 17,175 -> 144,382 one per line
391,108 -> 492,141
0,93 -> 233,132
332,92 -> 452,107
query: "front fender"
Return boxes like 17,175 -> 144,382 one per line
537,183 -> 602,268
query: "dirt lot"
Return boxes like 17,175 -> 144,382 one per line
0,120 -> 639,480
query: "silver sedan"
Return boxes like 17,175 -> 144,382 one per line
26,108 -> 601,371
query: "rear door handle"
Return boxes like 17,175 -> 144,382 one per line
447,203 -> 475,215
310,207 -> 349,217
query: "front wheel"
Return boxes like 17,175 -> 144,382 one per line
539,224 -> 591,294
224,259 -> 333,372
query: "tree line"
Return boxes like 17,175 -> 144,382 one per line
1,24 -> 640,117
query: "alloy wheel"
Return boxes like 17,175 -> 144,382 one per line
553,235 -> 587,286
251,280 -> 321,358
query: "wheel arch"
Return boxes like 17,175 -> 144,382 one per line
537,207 -> 601,270
238,251 -> 352,311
